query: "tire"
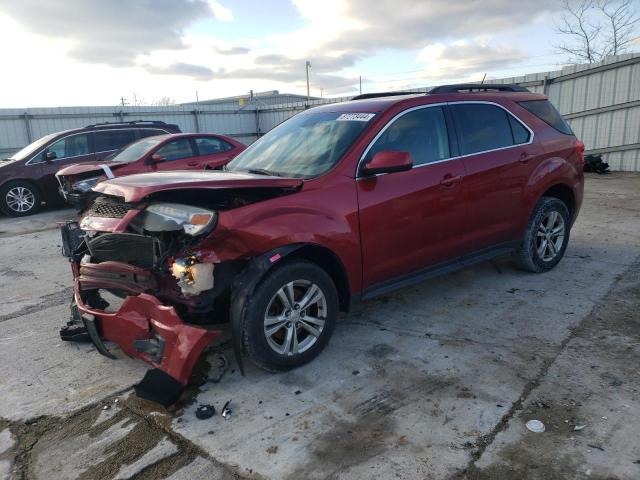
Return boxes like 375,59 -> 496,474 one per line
512,196 -> 571,273
242,259 -> 339,372
0,180 -> 42,216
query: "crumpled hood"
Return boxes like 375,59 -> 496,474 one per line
93,170 -> 304,202
56,161 -> 128,177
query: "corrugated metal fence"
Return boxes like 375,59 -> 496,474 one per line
1,53 -> 639,170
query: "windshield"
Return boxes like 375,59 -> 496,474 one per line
110,138 -> 164,163
9,132 -> 59,161
226,111 -> 374,178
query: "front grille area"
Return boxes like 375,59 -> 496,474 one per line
86,196 -> 131,218
87,233 -> 157,268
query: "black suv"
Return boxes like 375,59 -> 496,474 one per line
0,120 -> 181,216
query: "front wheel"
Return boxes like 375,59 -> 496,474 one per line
0,181 -> 42,216
513,196 -> 571,273
242,259 -> 339,372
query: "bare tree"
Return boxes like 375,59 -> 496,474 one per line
555,0 -> 639,63
154,96 -> 176,106
597,0 -> 640,56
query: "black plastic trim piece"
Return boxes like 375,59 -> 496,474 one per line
429,84 -> 529,94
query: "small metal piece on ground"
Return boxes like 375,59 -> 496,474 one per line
525,419 -> 545,433
195,404 -> 216,420
221,400 -> 232,419
574,424 -> 587,431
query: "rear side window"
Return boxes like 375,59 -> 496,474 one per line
509,115 -> 531,144
195,137 -> 233,155
450,104 -> 514,155
138,128 -> 168,139
518,100 -> 573,135
93,130 -> 136,153
365,106 -> 450,167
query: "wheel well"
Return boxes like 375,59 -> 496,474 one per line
543,184 -> 575,220
290,245 -> 351,312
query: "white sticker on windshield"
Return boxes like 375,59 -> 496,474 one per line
336,113 -> 376,122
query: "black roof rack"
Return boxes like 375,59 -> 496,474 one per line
84,120 -> 168,128
351,91 -> 418,100
429,83 -> 529,94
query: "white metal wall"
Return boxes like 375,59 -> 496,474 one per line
1,53 -> 639,170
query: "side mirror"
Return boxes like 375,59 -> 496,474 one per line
44,151 -> 57,162
362,151 -> 413,176
150,153 -> 165,163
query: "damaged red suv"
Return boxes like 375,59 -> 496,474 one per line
60,84 -> 584,403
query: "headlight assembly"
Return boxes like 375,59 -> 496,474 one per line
142,203 -> 217,236
72,176 -> 102,193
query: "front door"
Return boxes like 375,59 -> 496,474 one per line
148,138 -> 197,172
356,105 -> 468,290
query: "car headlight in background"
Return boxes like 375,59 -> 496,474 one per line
72,176 -> 103,193
143,203 -> 217,236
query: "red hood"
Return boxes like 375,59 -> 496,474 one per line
56,161 -> 128,177
93,171 -> 304,202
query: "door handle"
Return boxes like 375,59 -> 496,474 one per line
519,152 -> 531,164
440,174 -> 462,187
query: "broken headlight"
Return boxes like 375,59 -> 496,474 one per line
72,176 -> 102,193
142,203 -> 217,236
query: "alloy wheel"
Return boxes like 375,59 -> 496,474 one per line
6,186 -> 36,213
263,279 -> 327,356
536,210 -> 565,261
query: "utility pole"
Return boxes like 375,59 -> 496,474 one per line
320,87 -> 323,98
359,76 -> 362,95
305,61 -> 311,102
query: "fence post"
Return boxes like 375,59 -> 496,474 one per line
254,105 -> 261,141
192,110 -> 200,133
23,112 -> 33,143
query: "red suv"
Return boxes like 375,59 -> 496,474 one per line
56,133 -> 246,210
60,84 -> 584,402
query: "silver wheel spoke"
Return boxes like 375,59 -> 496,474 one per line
280,326 -> 295,355
537,239 -> 548,256
298,284 -> 320,310
298,319 -> 321,337
300,315 -> 325,328
546,211 -> 558,229
276,284 -> 294,310
265,320 -> 287,337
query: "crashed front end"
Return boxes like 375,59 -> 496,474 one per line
61,196 -> 228,404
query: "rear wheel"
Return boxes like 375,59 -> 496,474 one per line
0,181 -> 42,216
513,196 -> 571,273
242,259 -> 339,372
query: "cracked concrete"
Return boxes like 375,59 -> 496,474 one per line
0,173 -> 639,479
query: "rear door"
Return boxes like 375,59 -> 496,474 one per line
149,138 -> 197,171
449,102 -> 540,251
356,105 -> 468,290
192,136 -> 240,169
92,129 -> 137,160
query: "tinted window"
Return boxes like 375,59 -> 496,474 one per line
45,134 -> 90,160
365,107 -> 450,167
138,128 -> 168,139
195,137 -> 233,155
155,139 -> 194,161
93,130 -> 136,152
509,115 -> 530,144
519,100 -> 573,135
110,138 -> 164,163
451,104 -> 513,155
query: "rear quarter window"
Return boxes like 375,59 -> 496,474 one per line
450,103 -> 514,155
518,100 -> 573,135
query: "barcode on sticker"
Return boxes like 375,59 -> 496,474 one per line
336,113 -> 375,122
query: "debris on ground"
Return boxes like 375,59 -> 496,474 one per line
574,424 -> 587,431
507,288 -> 520,294
207,354 -> 229,383
584,154 -> 610,174
221,400 -> 232,419
195,404 -> 216,420
525,419 -> 546,433
587,444 -> 605,452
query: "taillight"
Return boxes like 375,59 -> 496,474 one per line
576,140 -> 585,167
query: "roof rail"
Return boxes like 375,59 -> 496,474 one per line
429,83 -> 529,94
84,120 -> 168,128
351,91 -> 418,100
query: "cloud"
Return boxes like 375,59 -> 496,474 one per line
145,62 -> 214,80
207,0 -> 233,22
0,0 -> 228,66
416,41 -> 528,79
215,46 -> 251,55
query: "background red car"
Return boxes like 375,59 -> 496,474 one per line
56,133 -> 245,208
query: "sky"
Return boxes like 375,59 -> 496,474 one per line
0,0 -> 636,107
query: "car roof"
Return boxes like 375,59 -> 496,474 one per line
48,122 -> 180,138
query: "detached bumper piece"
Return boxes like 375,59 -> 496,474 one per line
74,278 -> 221,405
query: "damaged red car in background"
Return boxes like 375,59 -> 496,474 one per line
59,84 -> 584,405
56,133 -> 245,210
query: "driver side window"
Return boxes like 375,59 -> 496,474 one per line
44,134 -> 90,161
365,107 -> 450,167
155,139 -> 194,161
